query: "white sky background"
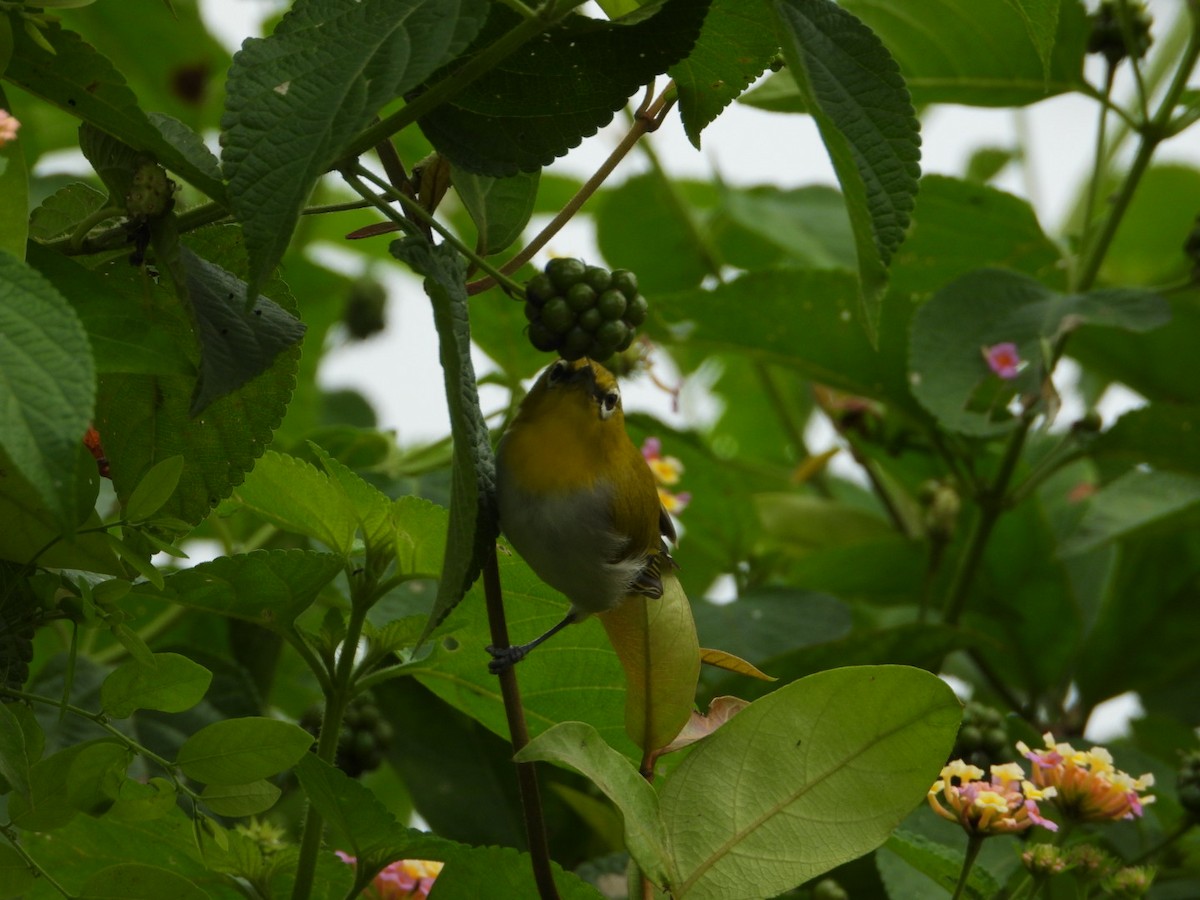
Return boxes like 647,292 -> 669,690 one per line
191,1 -> 1196,737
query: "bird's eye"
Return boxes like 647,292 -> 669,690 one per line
547,360 -> 569,384
599,389 -> 620,420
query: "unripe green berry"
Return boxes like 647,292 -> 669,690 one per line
525,273 -> 556,305
611,268 -> 638,297
541,297 -> 574,334
958,725 -> 984,751
616,329 -> 636,353
546,257 -> 587,291
597,289 -> 627,320
583,266 -> 612,293
561,326 -> 592,361
528,321 -> 558,352
578,307 -> 603,333
984,727 -> 1009,752
624,293 -> 648,327
566,283 -> 597,312
596,319 -> 629,352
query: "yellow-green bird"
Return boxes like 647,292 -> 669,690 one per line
490,357 -> 676,671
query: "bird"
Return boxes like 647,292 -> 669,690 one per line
489,357 -> 676,672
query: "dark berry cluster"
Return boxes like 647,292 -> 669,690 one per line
523,258 -> 647,361
951,701 -> 1011,770
300,692 -> 394,778
1179,750 -> 1200,819
1087,1 -> 1152,65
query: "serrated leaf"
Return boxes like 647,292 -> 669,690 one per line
131,549 -> 343,635
221,0 -> 487,299
94,227 -> 300,526
177,716 -> 313,784
4,19 -> 226,200
180,247 -> 307,415
418,0 -> 711,176
199,779 -> 282,817
0,87 -> 28,259
28,181 -> 109,240
390,237 -> 496,640
0,251 -> 96,529
909,269 -> 1170,436
669,0 -> 779,148
516,721 -> 675,889
124,454 -> 185,522
771,0 -> 921,338
231,450 -> 358,556
101,652 -> 212,718
660,666 -> 961,899
79,862 -> 212,900
598,573 -> 700,755
452,167 -> 539,256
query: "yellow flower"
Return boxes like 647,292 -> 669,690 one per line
928,760 -> 1058,836
1018,733 -> 1155,823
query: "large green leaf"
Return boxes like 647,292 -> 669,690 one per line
78,863 -> 213,900
1091,404 -> 1200,477
1061,470 -> 1200,557
132,549 -> 344,636
771,0 -> 922,335
669,0 -> 779,148
94,227 -> 300,525
452,167 -> 539,257
418,0 -> 711,176
660,666 -> 960,899
909,269 -> 1169,436
0,251 -> 95,529
390,238 -> 496,639
221,0 -> 487,298
177,717 -> 313,785
100,652 -> 213,719
3,16 -> 226,200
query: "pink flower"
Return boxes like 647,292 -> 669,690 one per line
1018,733 -> 1155,823
0,110 -> 20,146
928,759 -> 1059,836
641,437 -> 689,514
336,852 -> 444,899
982,342 -> 1022,380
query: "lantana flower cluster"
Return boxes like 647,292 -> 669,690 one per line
336,851 -> 443,900
0,109 -> 20,147
928,759 -> 1059,835
1018,732 -> 1156,822
642,437 -> 690,514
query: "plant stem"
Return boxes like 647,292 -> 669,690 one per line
466,84 -> 678,295
342,0 -> 589,162
68,205 -> 124,252
0,826 -> 74,899
951,834 -> 985,900
482,545 -> 560,900
89,603 -> 189,666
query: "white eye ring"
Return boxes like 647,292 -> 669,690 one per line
599,388 -> 620,420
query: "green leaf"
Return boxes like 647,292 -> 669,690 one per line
0,701 -> 37,796
516,721 -> 675,889
0,87 -> 27,259
79,863 -> 213,900
95,226 -> 300,526
692,588 -> 852,669
660,666 -> 960,899
180,247 -> 307,415
4,18 -> 227,200
106,777 -> 178,823
124,454 -> 185,522
714,183 -> 857,272
1061,470 -> 1200,556
231,450 -> 358,556
221,0 -> 487,298
1091,404 -> 1200,477
8,741 -> 121,830
199,779 -> 282,817
909,269 -> 1170,436
669,0 -> 780,148
390,238 -> 496,640
66,741 -> 132,816
418,0 -> 711,176
419,844 -> 603,900
176,716 -> 313,785
25,244 -> 191,376
28,181 -> 108,240
390,494 -> 449,579
889,175 -> 1064,297
838,0 -> 1086,106
0,252 -> 96,530
881,829 -> 1002,899
132,549 -> 343,636
101,651 -> 213,718
452,167 -> 540,256
771,0 -> 922,336
0,844 -> 36,900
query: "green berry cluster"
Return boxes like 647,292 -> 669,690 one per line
951,701 -> 1011,770
523,258 -> 648,361
0,577 -> 38,696
300,692 -> 394,778
1178,749 -> 1200,819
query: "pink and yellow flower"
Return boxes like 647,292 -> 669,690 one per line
336,852 -> 444,900
1018,732 -> 1155,823
928,759 -> 1059,836
642,437 -> 690,514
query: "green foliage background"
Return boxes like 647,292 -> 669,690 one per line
1,0 -> 1199,898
